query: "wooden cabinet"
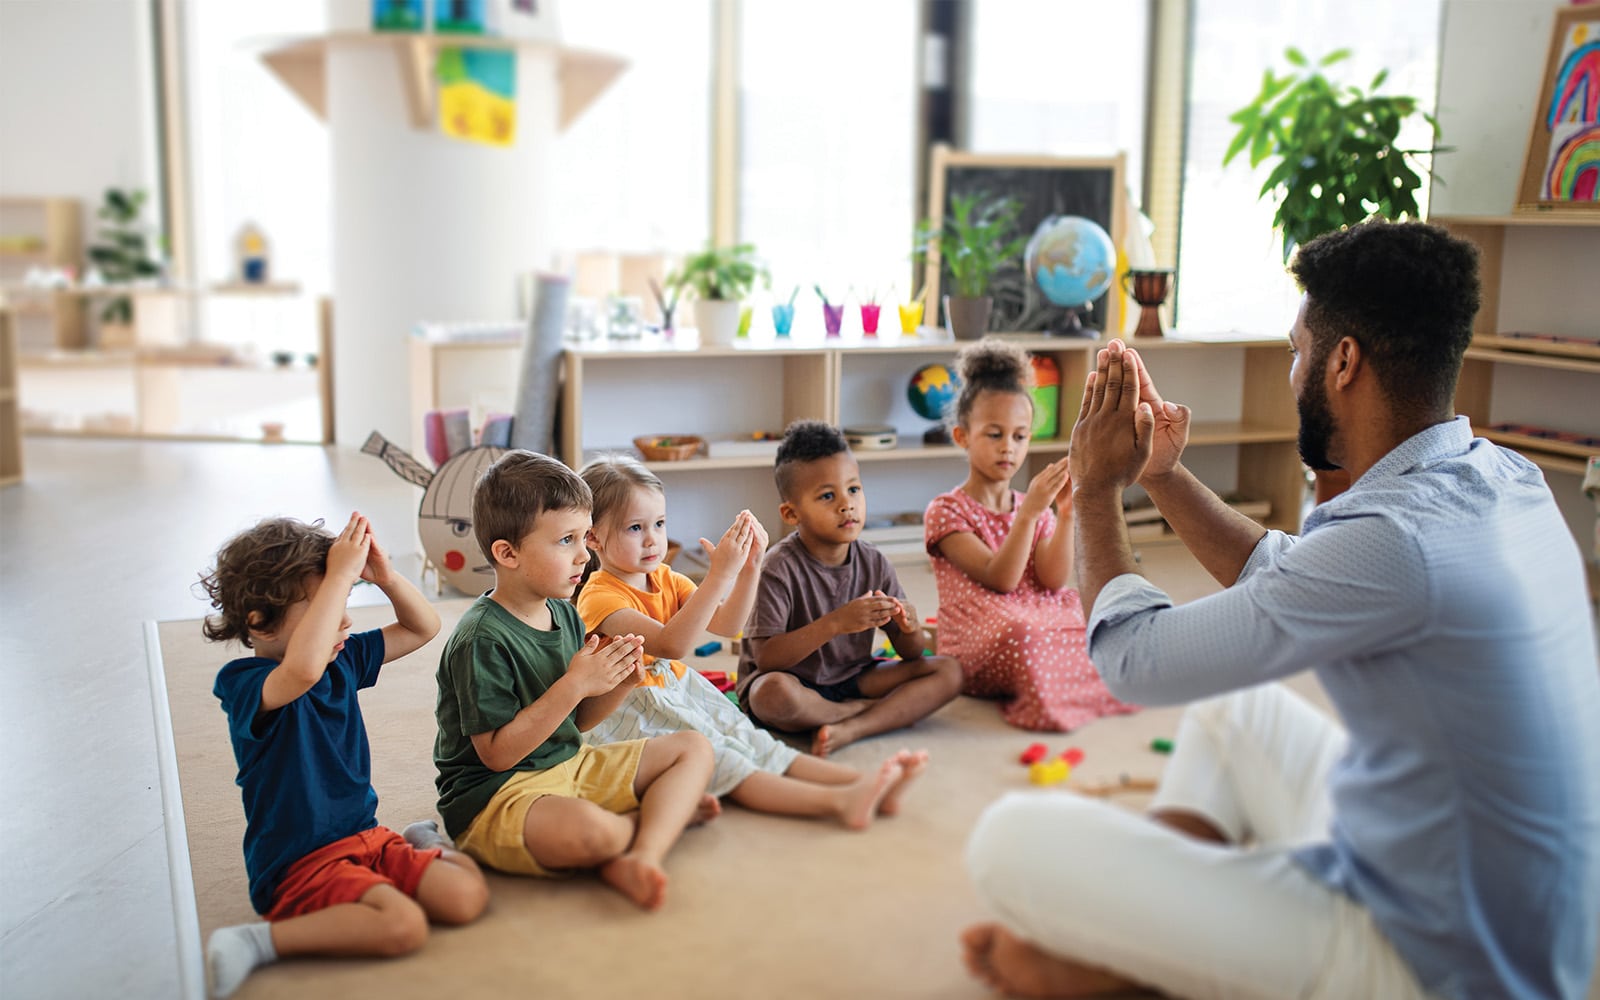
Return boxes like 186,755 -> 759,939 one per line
525,332 -> 1304,548
0,197 -> 85,352
0,308 -> 20,486
1433,213 -> 1599,598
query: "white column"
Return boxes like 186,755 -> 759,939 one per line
326,0 -> 558,446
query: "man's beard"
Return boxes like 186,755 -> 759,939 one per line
1297,373 -> 1340,472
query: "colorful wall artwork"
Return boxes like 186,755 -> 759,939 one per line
437,47 -> 518,147
1518,6 -> 1600,211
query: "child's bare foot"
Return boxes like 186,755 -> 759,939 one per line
960,922 -> 1128,998
690,793 -> 721,826
837,758 -> 904,830
600,853 -> 669,911
877,748 -> 929,817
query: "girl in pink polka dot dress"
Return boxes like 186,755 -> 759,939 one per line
924,338 -> 1138,732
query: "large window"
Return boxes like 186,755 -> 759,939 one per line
555,1 -> 713,255
1176,0 -> 1441,337
737,3 -> 918,335
967,2 -> 1150,200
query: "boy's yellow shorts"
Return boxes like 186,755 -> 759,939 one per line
456,739 -> 646,877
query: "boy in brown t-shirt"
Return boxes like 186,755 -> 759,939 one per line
737,421 -> 962,756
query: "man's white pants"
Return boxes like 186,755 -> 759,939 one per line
965,683 -> 1432,999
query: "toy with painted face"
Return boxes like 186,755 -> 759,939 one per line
362,431 -> 507,596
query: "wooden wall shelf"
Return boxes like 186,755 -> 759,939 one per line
256,32 -> 626,133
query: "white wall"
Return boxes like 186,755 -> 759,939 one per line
1431,0 -> 1556,216
0,0 -> 161,246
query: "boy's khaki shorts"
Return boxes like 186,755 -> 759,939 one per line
456,739 -> 646,877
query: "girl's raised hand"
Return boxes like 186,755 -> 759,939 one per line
701,511 -> 754,581
1019,459 -> 1071,520
742,511 -> 769,571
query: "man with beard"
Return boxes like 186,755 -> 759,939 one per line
960,221 -> 1599,1000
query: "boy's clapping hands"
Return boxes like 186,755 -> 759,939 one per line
834,591 -> 901,634
568,633 -> 646,696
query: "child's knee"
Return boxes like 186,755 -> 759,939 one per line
552,815 -> 632,866
373,898 -> 430,956
663,730 -> 714,769
929,656 -> 964,696
749,675 -> 803,721
431,866 -> 490,925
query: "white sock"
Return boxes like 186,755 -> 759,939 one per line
402,819 -> 453,850
206,922 -> 277,998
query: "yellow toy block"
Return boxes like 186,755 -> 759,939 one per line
1028,759 -> 1071,786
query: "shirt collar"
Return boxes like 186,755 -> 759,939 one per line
1352,415 -> 1473,489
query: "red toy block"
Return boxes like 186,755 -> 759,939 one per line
1019,742 -> 1048,765
698,670 -> 734,693
1061,747 -> 1085,766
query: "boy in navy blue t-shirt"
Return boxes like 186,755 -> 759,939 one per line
200,513 -> 487,998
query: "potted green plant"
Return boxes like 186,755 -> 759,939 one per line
915,191 -> 1027,339
668,242 -> 769,347
1223,48 -> 1441,261
86,187 -> 163,344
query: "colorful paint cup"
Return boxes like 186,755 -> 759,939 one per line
771,303 -> 795,336
860,304 -> 881,336
822,303 -> 845,337
898,300 -> 924,334
737,306 -> 753,338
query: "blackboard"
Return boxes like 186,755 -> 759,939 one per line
922,146 -> 1127,334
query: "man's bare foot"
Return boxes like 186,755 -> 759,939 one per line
600,853 -> 669,911
877,748 -> 929,817
836,758 -> 904,830
690,793 -> 721,827
960,922 -> 1129,998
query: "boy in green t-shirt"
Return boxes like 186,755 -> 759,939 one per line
434,450 -> 716,911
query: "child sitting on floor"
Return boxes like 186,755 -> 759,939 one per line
576,455 -> 925,829
737,420 -> 963,757
200,513 -> 488,999
925,337 -> 1137,731
433,450 -> 717,912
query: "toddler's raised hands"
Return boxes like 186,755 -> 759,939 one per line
567,632 -> 646,697
327,512 -> 373,586
742,512 -> 770,572
701,510 -> 756,584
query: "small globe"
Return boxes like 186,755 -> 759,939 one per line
1025,215 -> 1116,308
907,363 -> 960,422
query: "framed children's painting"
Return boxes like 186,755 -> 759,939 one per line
1516,4 -> 1600,212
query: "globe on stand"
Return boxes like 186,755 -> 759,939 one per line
1024,215 -> 1116,337
907,363 -> 961,445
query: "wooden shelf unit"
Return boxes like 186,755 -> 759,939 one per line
0,308 -> 21,485
410,330 -> 1306,545
0,197 -> 85,352
1432,214 -> 1599,597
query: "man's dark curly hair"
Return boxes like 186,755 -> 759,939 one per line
774,420 -> 850,501
198,518 -> 333,647
474,450 -> 592,565
1290,219 -> 1480,420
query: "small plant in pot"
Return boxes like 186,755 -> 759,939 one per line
86,187 -> 164,346
915,191 -> 1027,339
668,243 -> 769,347
1223,47 -> 1442,261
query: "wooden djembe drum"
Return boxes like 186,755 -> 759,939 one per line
1122,268 -> 1175,338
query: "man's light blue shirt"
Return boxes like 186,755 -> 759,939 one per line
1089,417 -> 1600,1000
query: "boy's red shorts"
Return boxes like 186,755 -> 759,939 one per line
266,826 -> 441,921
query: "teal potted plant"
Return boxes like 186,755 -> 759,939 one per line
1223,48 -> 1442,261
915,191 -> 1027,339
669,243 -> 769,347
86,187 -> 163,346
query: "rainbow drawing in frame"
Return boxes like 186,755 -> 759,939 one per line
1517,6 -> 1600,211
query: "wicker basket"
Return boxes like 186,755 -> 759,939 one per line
633,434 -> 704,461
